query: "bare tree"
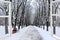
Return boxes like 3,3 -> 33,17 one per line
1,2 -> 9,34
18,0 -> 27,29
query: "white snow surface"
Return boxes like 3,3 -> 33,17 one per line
35,26 -> 57,40
0,26 -> 58,40
0,26 -> 42,40
56,27 -> 60,37
18,26 -> 42,40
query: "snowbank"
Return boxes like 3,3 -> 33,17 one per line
19,26 -> 42,40
0,26 -> 42,40
35,26 -> 56,40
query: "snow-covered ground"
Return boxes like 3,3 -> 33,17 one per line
35,26 -> 57,40
0,26 -> 5,34
56,27 -> 60,37
0,26 -> 10,39
0,25 -> 59,40
0,26 -> 6,38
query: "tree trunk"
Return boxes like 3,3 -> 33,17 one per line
5,18 -> 8,34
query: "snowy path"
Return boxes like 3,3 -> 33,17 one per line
18,26 -> 42,40
35,27 -> 57,40
0,26 -> 42,40
0,26 -> 57,40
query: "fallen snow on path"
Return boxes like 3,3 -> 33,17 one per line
55,27 -> 60,37
35,26 -> 57,40
0,26 -> 57,40
0,26 -> 42,40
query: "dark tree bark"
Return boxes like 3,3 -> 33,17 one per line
18,0 -> 27,29
5,7 -> 8,34
5,18 -> 8,34
15,2 -> 22,26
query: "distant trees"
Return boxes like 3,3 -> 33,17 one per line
33,0 -> 50,27
10,0 -> 27,29
10,0 -> 32,29
17,0 -> 28,29
25,8 -> 31,26
10,0 -> 50,28
0,0 -> 52,34
33,0 -> 43,26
